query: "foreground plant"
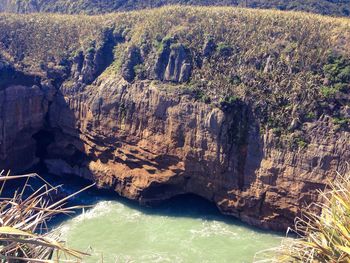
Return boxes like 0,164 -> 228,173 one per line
255,172 -> 350,262
0,170 -> 92,262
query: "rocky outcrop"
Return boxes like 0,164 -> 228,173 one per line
0,52 -> 349,231
0,57 -> 54,171
36,74 -> 348,231
72,30 -> 118,85
121,46 -> 142,82
0,82 -> 55,171
153,40 -> 192,83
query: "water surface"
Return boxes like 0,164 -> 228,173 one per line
53,179 -> 282,263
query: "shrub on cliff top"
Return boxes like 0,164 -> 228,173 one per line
255,171 -> 350,262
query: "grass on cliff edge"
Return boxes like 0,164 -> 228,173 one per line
0,170 -> 92,262
1,6 -> 350,75
254,171 -> 350,262
1,0 -> 350,17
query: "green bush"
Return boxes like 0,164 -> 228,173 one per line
320,86 -> 339,98
333,117 -> 349,128
134,64 -> 146,79
323,55 -> 350,83
305,112 -> 316,120
217,42 -> 233,56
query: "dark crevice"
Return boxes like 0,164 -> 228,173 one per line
0,67 -> 41,90
91,30 -> 118,82
155,193 -> 221,215
224,100 -> 250,191
140,181 -> 185,201
258,192 -> 267,215
32,129 -> 55,169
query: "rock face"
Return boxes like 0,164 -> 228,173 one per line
1,76 -> 349,231
0,42 -> 349,232
153,41 -> 192,83
0,83 -> 54,171
38,75 -> 347,231
121,46 -> 142,82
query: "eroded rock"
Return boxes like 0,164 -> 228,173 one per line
42,75 -> 349,231
0,83 -> 55,171
0,51 -> 349,232
154,40 -> 192,83
121,46 -> 142,82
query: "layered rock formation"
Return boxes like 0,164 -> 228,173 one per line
42,77 -> 348,230
0,8 -> 349,231
1,61 -> 348,231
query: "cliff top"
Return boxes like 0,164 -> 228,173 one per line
0,0 -> 349,17
1,6 -> 349,71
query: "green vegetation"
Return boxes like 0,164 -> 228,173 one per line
333,116 -> 350,129
320,85 -> 340,98
324,54 -> 350,83
0,171 -> 91,261
217,42 -> 233,56
0,0 -> 350,17
134,63 -> 146,79
321,53 -> 350,99
257,172 -> 350,262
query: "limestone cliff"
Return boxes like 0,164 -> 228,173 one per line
2,72 -> 347,231
41,76 -> 347,230
0,8 -> 349,231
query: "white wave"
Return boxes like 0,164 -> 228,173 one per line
76,201 -> 116,221
57,201 -> 118,237
190,220 -> 239,239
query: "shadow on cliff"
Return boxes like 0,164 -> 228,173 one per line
31,27 -> 121,178
41,171 -> 279,237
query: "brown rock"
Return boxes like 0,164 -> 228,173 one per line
43,75 -> 349,231
0,83 -> 54,171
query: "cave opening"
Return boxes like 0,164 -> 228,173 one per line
29,130 -> 224,223
147,193 -> 223,219
32,129 -> 55,172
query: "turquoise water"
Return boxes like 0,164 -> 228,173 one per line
57,193 -> 282,263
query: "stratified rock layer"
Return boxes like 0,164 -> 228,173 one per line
40,75 -> 348,230
0,67 -> 349,230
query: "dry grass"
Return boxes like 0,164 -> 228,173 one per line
0,170 -> 92,262
255,171 -> 350,262
1,0 -> 349,17
1,6 -> 350,72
